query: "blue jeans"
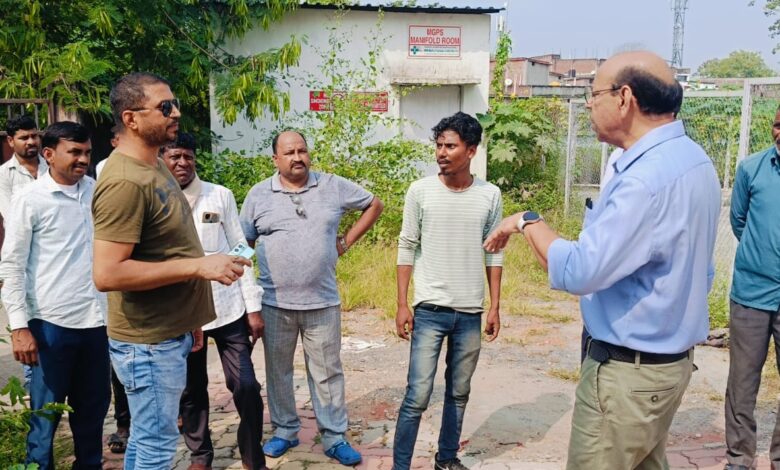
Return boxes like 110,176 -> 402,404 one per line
109,333 -> 193,470
392,306 -> 482,470
26,320 -> 110,470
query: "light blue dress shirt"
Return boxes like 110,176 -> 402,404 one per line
0,171 -> 106,330
548,121 -> 721,353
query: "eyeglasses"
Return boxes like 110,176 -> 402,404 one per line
585,86 -> 620,103
130,98 -> 181,117
289,194 -> 306,218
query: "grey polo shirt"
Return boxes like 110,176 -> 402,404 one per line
240,171 -> 374,310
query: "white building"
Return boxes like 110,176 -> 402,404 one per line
210,3 -> 502,178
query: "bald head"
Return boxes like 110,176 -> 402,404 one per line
596,50 -> 682,116
272,130 -> 307,155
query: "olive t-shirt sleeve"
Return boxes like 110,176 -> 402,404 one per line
93,179 -> 145,244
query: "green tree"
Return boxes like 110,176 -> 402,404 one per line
0,0 -> 308,135
697,50 -> 776,78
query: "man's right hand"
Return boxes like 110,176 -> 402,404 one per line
396,305 -> 414,340
11,328 -> 38,365
197,254 -> 251,285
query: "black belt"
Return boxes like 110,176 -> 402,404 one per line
416,303 -> 463,314
587,339 -> 689,365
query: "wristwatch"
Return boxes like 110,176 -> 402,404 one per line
516,211 -> 543,233
338,236 -> 349,253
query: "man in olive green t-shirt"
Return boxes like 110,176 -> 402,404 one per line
92,72 -> 250,470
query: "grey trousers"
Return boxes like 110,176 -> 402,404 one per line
725,300 -> 780,468
262,304 -> 348,451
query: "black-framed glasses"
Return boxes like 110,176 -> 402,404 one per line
130,98 -> 181,117
585,86 -> 620,103
289,194 -> 306,218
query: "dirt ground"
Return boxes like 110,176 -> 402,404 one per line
5,298 -> 780,469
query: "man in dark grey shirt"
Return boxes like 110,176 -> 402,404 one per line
240,130 -> 383,466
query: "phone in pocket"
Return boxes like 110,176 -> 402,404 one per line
202,212 -> 220,223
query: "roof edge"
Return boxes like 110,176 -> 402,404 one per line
300,3 -> 503,14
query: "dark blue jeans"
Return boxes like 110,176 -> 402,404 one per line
26,319 -> 110,470
392,305 -> 482,470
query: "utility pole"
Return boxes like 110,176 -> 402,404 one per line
671,0 -> 689,69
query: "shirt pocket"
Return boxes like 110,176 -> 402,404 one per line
199,222 -> 221,252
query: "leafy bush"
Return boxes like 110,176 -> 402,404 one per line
196,150 -> 277,206
0,376 -> 71,469
478,98 -> 565,191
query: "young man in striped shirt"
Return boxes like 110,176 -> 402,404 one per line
393,112 -> 503,470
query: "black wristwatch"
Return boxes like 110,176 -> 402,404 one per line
516,211 -> 543,233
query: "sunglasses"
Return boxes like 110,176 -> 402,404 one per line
289,194 -> 306,218
130,98 -> 181,118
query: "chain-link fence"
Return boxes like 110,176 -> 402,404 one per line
561,80 -> 780,326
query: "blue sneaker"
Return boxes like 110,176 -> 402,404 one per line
263,437 -> 299,458
325,441 -> 362,466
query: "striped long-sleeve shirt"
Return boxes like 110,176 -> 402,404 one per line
397,176 -> 503,313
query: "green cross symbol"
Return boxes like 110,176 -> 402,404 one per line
411,46 -> 420,55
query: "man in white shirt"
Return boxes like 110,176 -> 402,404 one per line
0,115 -> 48,391
162,133 -> 266,470
0,121 -> 109,470
0,115 -> 47,223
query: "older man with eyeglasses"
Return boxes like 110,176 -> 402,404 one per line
239,130 -> 383,466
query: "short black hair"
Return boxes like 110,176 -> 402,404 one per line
41,121 -> 90,149
272,130 -> 307,154
614,66 -> 683,116
161,132 -> 196,154
5,115 -> 37,137
432,112 -> 482,147
110,72 -> 170,130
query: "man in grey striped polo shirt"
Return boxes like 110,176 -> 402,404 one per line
393,112 -> 503,470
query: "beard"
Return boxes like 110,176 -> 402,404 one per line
139,122 -> 177,147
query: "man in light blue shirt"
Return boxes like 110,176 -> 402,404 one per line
723,106 -> 780,470
485,51 -> 720,469
0,121 -> 109,470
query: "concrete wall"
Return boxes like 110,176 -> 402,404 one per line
210,7 -> 493,178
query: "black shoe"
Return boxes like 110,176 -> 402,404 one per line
724,464 -> 751,470
433,453 -> 468,470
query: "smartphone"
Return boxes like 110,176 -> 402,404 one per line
228,242 -> 254,259
202,212 -> 220,223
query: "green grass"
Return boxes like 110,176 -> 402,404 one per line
336,232 -> 575,320
336,209 -> 730,329
547,367 -> 580,382
708,276 -> 730,329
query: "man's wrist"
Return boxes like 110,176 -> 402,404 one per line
338,236 -> 349,253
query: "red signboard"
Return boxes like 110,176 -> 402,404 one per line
309,91 -> 389,113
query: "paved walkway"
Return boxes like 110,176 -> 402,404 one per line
93,337 -> 776,470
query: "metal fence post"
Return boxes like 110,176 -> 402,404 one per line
564,100 -> 576,217
737,80 -> 753,165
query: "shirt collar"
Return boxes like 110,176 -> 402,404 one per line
270,171 -> 319,193
10,154 -> 47,171
613,120 -> 686,175
39,170 -> 91,196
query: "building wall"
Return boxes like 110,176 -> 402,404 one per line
210,8 -> 493,178
524,61 -> 551,86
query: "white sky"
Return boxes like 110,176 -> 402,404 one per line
424,0 -> 778,71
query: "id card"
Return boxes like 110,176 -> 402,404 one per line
228,242 -> 254,259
